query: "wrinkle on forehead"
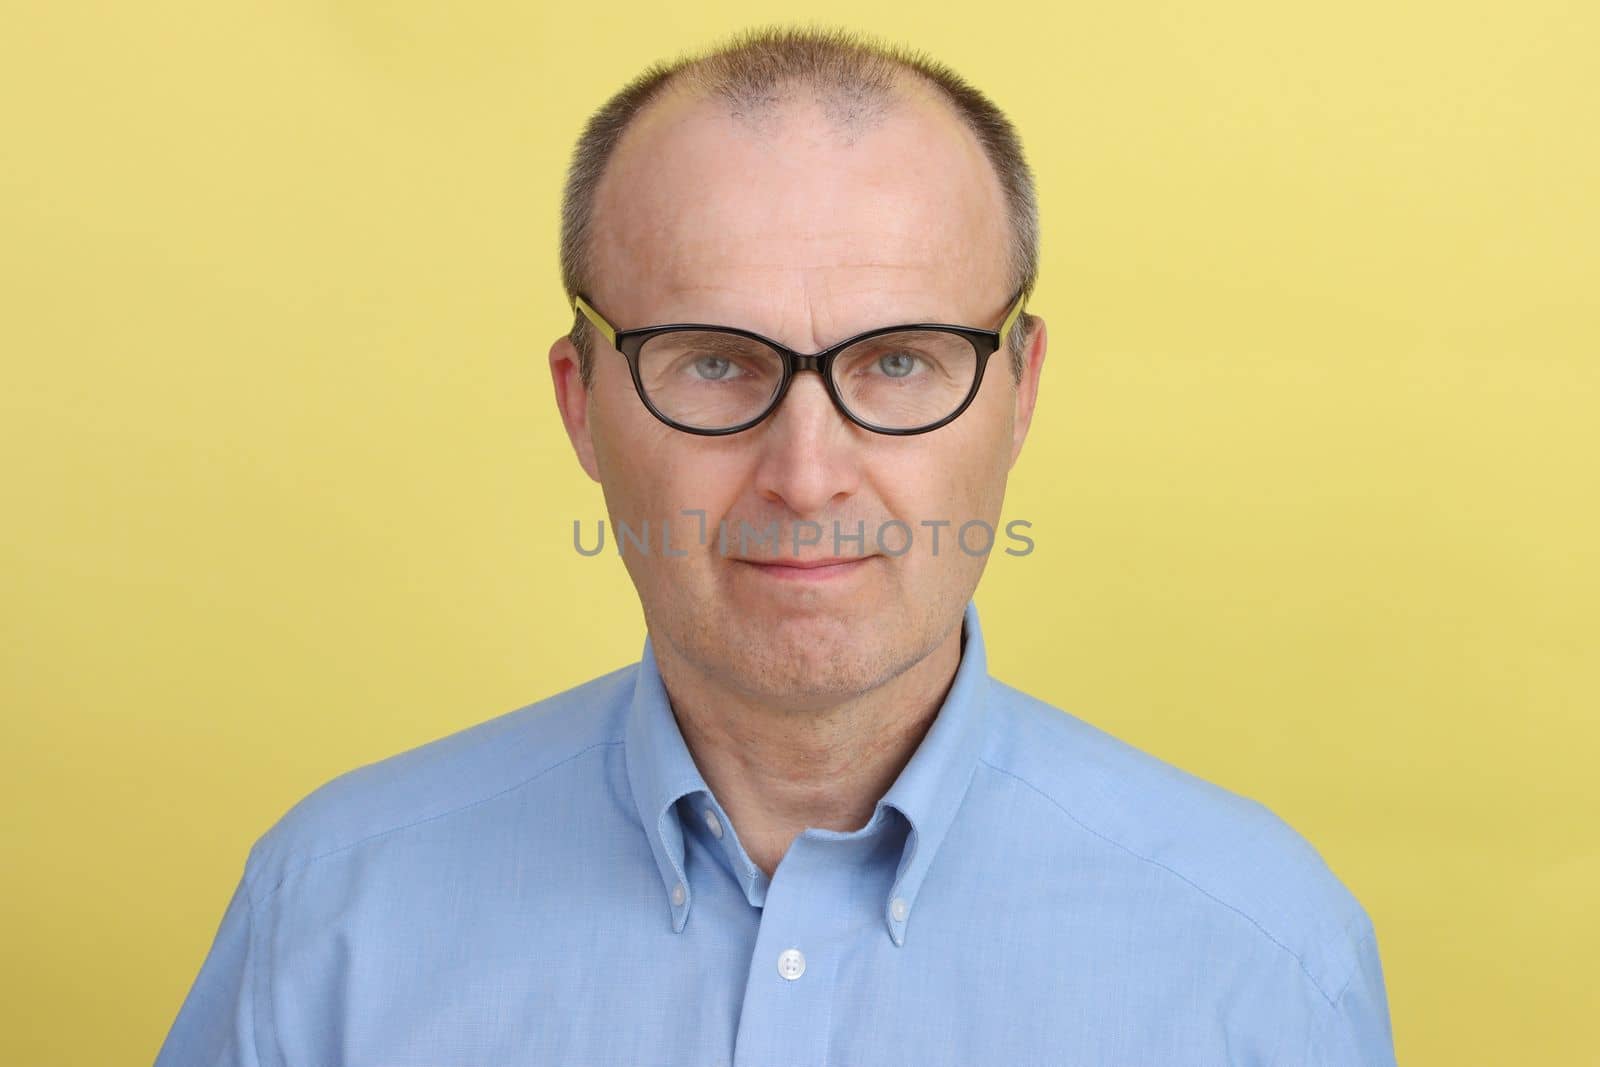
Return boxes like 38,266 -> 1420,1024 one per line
648,271 -> 999,356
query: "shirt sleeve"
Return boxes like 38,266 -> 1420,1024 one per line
1305,921 -> 1398,1066
153,860 -> 264,1067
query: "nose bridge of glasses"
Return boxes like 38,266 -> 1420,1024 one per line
785,331 -> 884,375
791,352 -> 827,374
767,356 -> 847,427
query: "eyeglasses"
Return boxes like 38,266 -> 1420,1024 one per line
570,289 -> 1027,436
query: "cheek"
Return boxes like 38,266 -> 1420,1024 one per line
590,379 -> 684,509
873,448 -> 999,535
974,362 -> 1020,439
883,444 -> 1011,543
592,425 -> 752,539
943,384 -> 1018,498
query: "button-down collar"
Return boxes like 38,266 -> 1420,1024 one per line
623,599 -> 991,946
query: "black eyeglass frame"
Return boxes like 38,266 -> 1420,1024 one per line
570,289 -> 1028,437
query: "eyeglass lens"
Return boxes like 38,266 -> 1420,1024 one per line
635,329 -> 980,431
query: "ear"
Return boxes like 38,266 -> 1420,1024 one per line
549,335 -> 602,483
1008,315 -> 1048,470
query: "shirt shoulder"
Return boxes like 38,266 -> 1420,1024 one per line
979,676 -> 1375,1005
240,662 -> 637,906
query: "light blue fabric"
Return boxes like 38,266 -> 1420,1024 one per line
156,600 -> 1396,1066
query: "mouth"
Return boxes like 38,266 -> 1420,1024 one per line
733,556 -> 879,582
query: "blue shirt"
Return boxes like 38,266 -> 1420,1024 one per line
156,600 -> 1396,1066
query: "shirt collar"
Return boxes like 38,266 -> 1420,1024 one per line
624,599 -> 992,947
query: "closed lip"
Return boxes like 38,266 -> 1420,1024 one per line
737,557 -> 874,569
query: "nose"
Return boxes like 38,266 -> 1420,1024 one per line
749,369 -> 863,519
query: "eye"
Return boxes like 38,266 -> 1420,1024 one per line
875,351 -> 923,379
690,355 -> 741,381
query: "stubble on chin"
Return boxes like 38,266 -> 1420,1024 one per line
650,577 -> 954,712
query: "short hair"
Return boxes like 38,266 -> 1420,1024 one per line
558,24 -> 1040,389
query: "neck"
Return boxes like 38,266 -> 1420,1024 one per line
653,624 -> 964,878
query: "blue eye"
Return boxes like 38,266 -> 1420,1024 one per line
877,352 -> 921,378
692,356 -> 737,381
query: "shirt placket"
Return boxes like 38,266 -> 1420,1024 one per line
731,828 -> 888,1067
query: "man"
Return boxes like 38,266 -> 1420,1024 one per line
157,25 -> 1396,1067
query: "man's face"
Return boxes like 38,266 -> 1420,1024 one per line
551,82 -> 1045,710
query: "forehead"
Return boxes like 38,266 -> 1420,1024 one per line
590,79 -> 1011,330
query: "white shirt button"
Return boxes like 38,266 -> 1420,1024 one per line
777,948 -> 806,980
890,896 -> 909,922
671,882 -> 686,907
704,809 -> 724,839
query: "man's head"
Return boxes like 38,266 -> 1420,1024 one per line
550,25 -> 1047,712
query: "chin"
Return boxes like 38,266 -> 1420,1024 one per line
727,654 -> 886,706
737,624 -> 902,690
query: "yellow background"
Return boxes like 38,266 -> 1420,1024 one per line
3,3 -> 1596,1063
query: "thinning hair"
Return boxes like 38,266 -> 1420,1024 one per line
558,24 -> 1040,388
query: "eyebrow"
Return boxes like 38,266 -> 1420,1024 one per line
649,317 -> 963,357
647,331 -> 767,354
576,290 -> 1013,352
674,305 -> 962,332
657,283 -> 955,335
